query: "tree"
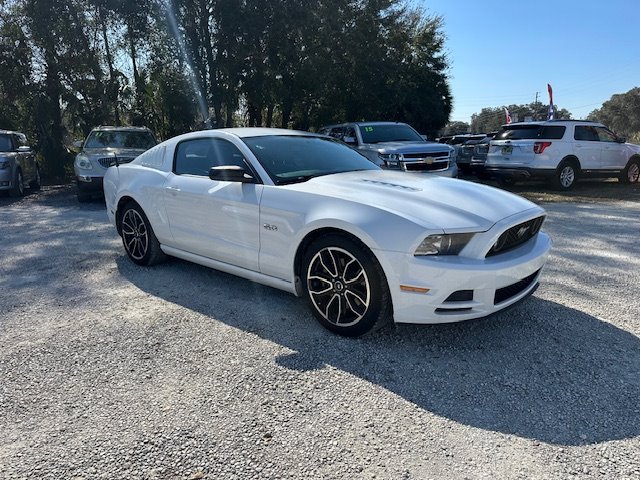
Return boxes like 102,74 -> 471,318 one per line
588,87 -> 640,142
470,103 -> 572,133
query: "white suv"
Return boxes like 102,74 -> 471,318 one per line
484,120 -> 640,189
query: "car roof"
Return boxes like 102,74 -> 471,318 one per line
219,127 -> 317,138
0,130 -> 23,135
502,120 -> 602,127
90,126 -> 152,132
320,121 -> 410,129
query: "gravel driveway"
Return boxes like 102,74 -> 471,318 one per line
1,185 -> 638,479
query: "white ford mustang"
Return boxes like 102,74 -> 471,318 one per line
104,128 -> 551,336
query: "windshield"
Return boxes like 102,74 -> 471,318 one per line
84,130 -> 156,149
242,135 -> 379,185
0,134 -> 13,152
358,124 -> 423,144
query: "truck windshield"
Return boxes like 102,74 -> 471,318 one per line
359,124 -> 424,144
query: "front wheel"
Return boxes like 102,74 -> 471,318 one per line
9,169 -> 24,197
303,234 -> 391,337
119,202 -> 166,266
554,160 -> 578,190
619,159 -> 640,184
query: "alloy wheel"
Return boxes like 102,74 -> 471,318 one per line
628,162 -> 640,183
121,209 -> 149,261
306,247 -> 371,327
560,166 -> 575,188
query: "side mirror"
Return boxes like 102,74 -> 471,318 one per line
421,135 -> 428,141
17,146 -> 31,153
72,140 -> 84,149
343,136 -> 358,145
209,165 -> 255,183
617,136 -> 626,143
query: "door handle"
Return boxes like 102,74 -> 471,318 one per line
165,186 -> 181,194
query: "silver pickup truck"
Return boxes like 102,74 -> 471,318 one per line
0,130 -> 41,197
318,121 -> 457,177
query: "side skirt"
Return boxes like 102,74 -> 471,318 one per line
161,245 -> 299,296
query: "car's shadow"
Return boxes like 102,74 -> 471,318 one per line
117,256 -> 640,447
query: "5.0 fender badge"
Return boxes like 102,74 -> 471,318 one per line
263,224 -> 278,231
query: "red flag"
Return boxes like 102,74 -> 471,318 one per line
504,107 -> 512,124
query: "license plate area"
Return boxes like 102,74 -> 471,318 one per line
501,146 -> 513,155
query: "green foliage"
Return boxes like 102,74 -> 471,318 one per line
440,121 -> 470,136
470,103 -> 572,133
588,87 -> 640,141
2,0 -> 453,178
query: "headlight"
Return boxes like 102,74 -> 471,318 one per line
0,160 -> 10,169
414,233 -> 474,256
378,153 -> 402,164
75,154 -> 92,170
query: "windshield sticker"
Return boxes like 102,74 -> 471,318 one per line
364,127 -> 374,132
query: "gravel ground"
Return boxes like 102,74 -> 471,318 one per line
0,184 -> 639,480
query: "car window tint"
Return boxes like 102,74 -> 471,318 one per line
574,126 -> 599,142
174,138 -> 247,176
0,134 -> 13,152
85,131 -> 156,149
496,125 -> 564,140
359,124 -> 423,143
242,135 -> 378,184
595,127 -> 617,143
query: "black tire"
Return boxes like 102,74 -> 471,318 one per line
77,192 -> 92,203
9,168 -> 24,197
554,160 -> 578,190
29,164 -> 41,190
119,201 -> 166,266
619,159 -> 640,184
302,233 -> 391,337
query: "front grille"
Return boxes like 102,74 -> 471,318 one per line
97,156 -> 135,168
402,160 -> 449,172
403,151 -> 450,159
486,216 -> 545,257
494,269 -> 540,305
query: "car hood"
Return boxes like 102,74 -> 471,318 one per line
288,170 -> 541,233
360,142 -> 452,155
81,148 -> 147,158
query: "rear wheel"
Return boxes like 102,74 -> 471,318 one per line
119,202 -> 166,266
303,234 -> 391,337
554,160 -> 578,190
9,169 -> 24,197
619,159 -> 640,184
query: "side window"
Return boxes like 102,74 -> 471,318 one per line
175,138 -> 247,176
329,127 -> 344,139
574,126 -> 598,142
595,127 -> 617,143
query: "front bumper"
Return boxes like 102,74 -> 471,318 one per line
377,231 -> 551,324
76,176 -> 104,193
0,170 -> 12,190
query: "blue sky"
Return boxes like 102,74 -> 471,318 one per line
420,0 -> 640,124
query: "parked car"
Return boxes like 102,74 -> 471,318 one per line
318,122 -> 457,177
74,126 -> 157,202
0,130 -> 41,197
455,135 -> 490,175
104,128 -> 551,337
484,120 -> 640,189
468,133 -> 498,178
